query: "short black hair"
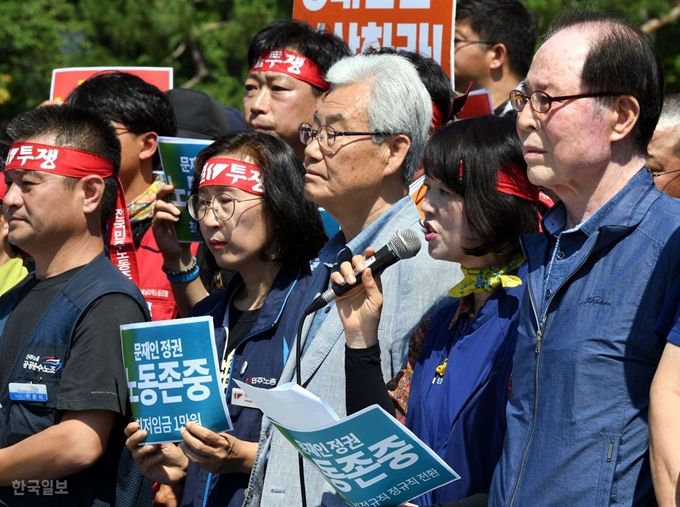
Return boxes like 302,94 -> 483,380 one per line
6,104 -> 121,229
366,47 -> 453,125
424,115 -> 539,257
456,0 -> 538,79
248,20 -> 352,94
67,71 -> 177,167
546,11 -> 664,157
0,140 -> 10,172
191,130 -> 327,268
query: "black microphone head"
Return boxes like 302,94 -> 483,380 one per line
390,229 -> 421,260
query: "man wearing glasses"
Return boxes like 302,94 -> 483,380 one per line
454,0 -> 537,115
66,72 -> 189,322
646,92 -> 680,198
243,53 -> 460,507
487,11 -> 680,507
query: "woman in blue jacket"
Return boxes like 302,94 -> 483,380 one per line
337,115 -> 549,506
124,131 -> 326,507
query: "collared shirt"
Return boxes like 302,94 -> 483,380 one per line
539,184 -> 628,317
304,197 -> 409,348
491,168 -> 680,506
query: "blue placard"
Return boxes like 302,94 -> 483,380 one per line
120,316 -> 232,444
156,136 -> 213,243
272,405 -> 459,506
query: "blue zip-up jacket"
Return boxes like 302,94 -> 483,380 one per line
0,254 -> 149,507
490,169 -> 680,506
179,261 -> 312,507
408,263 -> 527,505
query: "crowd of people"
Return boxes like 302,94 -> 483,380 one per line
1,1 -> 680,507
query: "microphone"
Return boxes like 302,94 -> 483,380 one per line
304,229 -> 421,314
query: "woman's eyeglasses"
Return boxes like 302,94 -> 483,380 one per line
187,193 -> 263,222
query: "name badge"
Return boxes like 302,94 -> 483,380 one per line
9,383 -> 48,402
231,387 -> 258,409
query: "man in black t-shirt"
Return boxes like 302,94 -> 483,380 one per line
0,104 -> 148,506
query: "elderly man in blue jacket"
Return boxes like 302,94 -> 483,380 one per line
489,10 -> 680,507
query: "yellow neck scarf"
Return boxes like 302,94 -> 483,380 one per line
448,254 -> 525,298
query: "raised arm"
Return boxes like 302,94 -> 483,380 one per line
332,248 -> 383,350
152,188 -> 209,316
333,248 -> 394,415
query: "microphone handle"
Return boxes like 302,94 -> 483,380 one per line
304,243 -> 400,315
330,244 -> 398,297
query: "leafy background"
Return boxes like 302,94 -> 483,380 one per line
2,0 -> 679,131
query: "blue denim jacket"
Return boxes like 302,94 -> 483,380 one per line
490,169 -> 680,506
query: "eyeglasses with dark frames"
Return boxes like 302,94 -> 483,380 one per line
187,193 -> 263,222
298,122 -> 394,149
510,89 -> 626,114
453,38 -> 498,46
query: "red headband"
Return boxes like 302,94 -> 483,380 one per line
496,164 -> 540,203
250,48 -> 330,91
6,142 -> 114,176
496,163 -> 554,231
5,141 -> 139,285
431,102 -> 445,132
199,158 -> 264,195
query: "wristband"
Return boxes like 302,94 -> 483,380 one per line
162,256 -> 197,276
166,263 -> 200,284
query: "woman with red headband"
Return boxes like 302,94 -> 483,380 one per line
124,130 -> 327,507
335,115 -> 551,506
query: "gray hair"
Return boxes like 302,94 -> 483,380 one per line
326,53 -> 432,185
655,92 -> 680,158
658,92 -> 680,127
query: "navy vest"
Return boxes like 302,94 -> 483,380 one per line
0,255 -> 149,506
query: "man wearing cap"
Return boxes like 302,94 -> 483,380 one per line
0,104 -> 148,507
165,88 -> 233,140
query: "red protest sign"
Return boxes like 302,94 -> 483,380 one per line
293,0 -> 454,77
50,67 -> 174,102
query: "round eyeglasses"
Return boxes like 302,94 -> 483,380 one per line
298,122 -> 394,149
187,193 -> 263,222
509,89 -> 626,114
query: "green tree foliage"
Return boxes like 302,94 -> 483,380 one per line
524,0 -> 680,89
0,0 -> 293,128
0,0 -> 83,123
